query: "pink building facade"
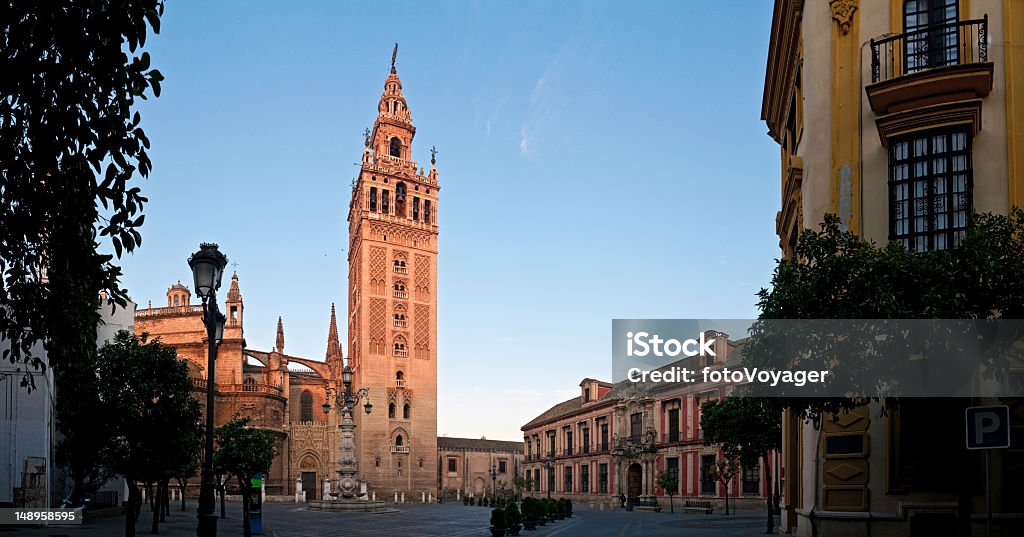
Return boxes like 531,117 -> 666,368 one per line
521,334 -> 780,510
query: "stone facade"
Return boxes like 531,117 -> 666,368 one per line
135,276 -> 343,498
133,53 -> 442,500
521,333 -> 777,510
347,54 -> 440,498
437,437 -> 524,499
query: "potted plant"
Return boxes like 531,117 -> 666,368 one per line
463,496 -> 469,506
544,498 -> 556,522
521,498 -> 538,531
505,502 -> 523,536
490,507 -> 508,537
564,498 -> 573,518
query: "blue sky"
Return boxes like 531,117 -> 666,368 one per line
119,1 -> 780,440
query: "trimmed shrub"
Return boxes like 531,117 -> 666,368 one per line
490,508 -> 507,529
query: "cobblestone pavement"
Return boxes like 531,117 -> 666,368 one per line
0,500 -> 775,537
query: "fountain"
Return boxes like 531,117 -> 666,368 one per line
307,363 -> 387,512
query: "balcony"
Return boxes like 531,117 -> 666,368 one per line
395,379 -> 406,388
393,290 -> 408,299
223,382 -> 282,395
867,17 -> 992,117
393,265 -> 408,274
393,319 -> 407,328
394,349 -> 408,358
390,445 -> 411,453
660,431 -> 704,445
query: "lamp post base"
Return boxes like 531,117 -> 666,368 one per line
197,512 -> 217,536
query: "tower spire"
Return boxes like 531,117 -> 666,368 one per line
326,303 -> 341,362
226,271 -> 241,301
276,316 -> 284,353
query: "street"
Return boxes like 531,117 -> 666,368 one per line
0,501 -> 774,537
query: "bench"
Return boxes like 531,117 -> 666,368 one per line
681,500 -> 713,514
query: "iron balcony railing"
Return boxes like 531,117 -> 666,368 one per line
871,16 -> 988,83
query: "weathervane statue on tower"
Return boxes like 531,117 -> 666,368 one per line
391,42 -> 398,74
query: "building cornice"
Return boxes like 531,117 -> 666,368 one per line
762,0 -> 804,142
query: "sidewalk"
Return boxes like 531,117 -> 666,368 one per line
0,500 -> 244,537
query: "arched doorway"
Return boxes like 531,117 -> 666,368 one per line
474,477 -> 485,496
627,463 -> 642,502
299,454 -> 319,500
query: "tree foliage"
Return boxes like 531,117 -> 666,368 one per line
701,396 -> 781,532
655,469 -> 679,512
747,211 -> 1024,418
215,417 -> 276,537
94,331 -> 200,537
0,0 -> 165,389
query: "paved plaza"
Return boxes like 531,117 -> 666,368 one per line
0,501 -> 774,537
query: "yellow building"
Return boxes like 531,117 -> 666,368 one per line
763,1 -> 1023,535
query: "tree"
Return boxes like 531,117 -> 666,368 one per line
54,356 -> 113,504
655,469 -> 679,513
0,0 -> 165,391
215,417 -> 277,537
746,211 -> 1024,537
707,457 -> 739,515
513,475 -> 534,500
747,211 -> 1024,419
701,396 -> 782,533
95,331 -> 201,537
170,423 -> 203,512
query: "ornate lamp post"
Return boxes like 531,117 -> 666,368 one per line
322,362 -> 372,498
543,456 -> 554,500
189,243 -> 227,537
490,463 -> 498,498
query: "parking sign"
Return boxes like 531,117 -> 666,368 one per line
965,405 -> 1011,450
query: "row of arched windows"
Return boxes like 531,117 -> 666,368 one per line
388,402 -> 412,419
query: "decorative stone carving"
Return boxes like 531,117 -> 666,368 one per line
830,0 -> 857,35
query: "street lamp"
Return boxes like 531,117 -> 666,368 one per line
322,363 -> 371,499
189,243 -> 227,537
490,463 -> 497,498
543,456 -> 554,500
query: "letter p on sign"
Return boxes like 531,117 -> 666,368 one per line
965,405 -> 1011,450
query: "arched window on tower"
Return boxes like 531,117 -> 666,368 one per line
300,390 -> 313,422
395,435 -> 403,446
395,182 -> 407,218
388,402 -> 396,419
390,137 -> 402,158
403,403 -> 411,419
395,371 -> 405,388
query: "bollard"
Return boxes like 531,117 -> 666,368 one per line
372,492 -> 376,501
428,493 -> 433,503
394,492 -> 398,503
401,492 -> 405,504
422,492 -> 426,503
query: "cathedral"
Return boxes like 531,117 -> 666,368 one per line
133,50 -> 439,500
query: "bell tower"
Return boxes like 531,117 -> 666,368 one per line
347,45 -> 439,496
